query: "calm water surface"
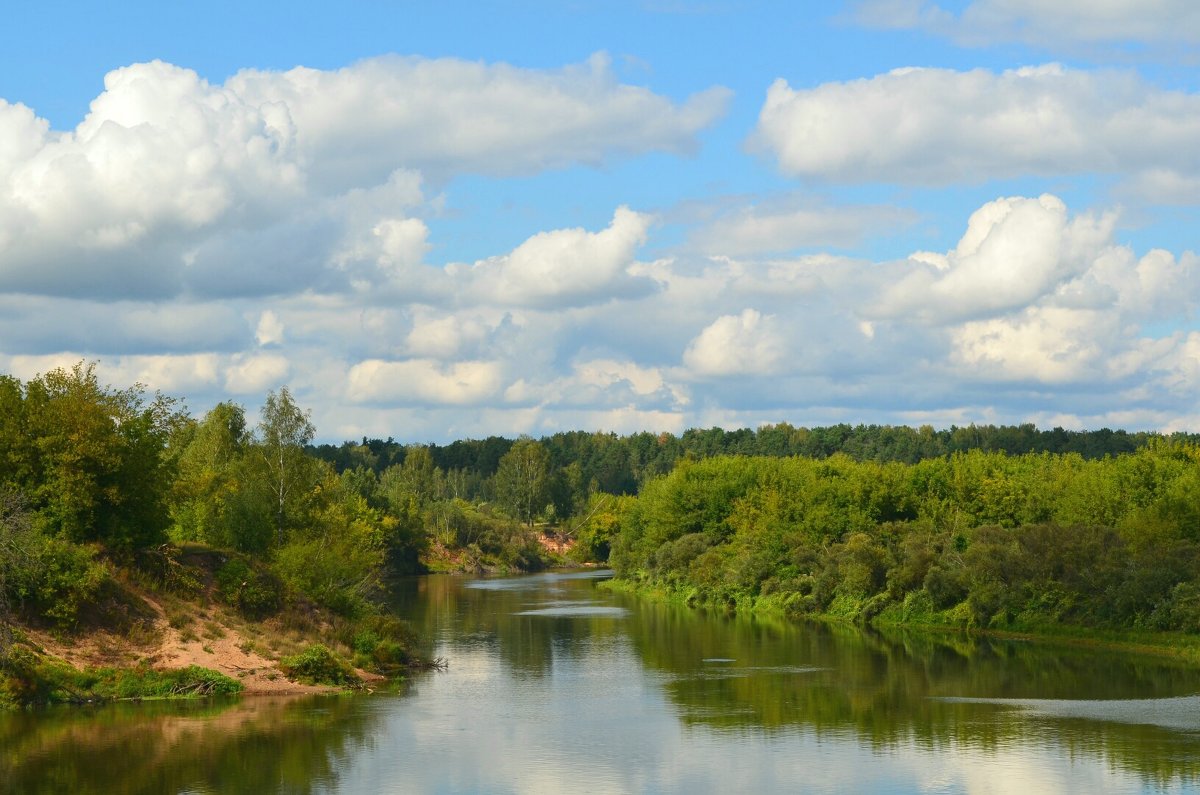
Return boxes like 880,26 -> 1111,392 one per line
4,570 -> 1200,794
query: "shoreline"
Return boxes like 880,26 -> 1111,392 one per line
600,577 -> 1200,664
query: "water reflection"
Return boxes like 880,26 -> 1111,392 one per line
383,572 -> 1200,792
0,695 -> 380,795
6,572 -> 1200,794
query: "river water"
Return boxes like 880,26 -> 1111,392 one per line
4,570 -> 1200,794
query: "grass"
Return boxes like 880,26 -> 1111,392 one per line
2,644 -> 242,708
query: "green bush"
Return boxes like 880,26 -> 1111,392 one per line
216,558 -> 283,618
348,615 -> 417,675
6,537 -> 112,629
278,644 -> 360,687
273,537 -> 379,617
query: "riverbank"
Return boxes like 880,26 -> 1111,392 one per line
1,546 -> 420,709
600,577 -> 1200,664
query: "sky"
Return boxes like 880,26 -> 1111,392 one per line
1,1 -> 1198,443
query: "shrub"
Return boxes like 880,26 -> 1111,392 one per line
216,558 -> 283,618
273,537 -> 380,617
278,644 -> 360,687
6,537 -> 112,630
349,615 -> 417,675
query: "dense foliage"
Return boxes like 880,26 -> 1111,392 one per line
312,422 -> 1191,500
607,445 -> 1200,634
4,360 -> 1199,693
0,366 -> 439,704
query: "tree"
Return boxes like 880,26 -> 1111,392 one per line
169,402 -> 264,549
22,362 -> 184,550
0,375 -> 32,494
256,387 -> 317,543
494,438 -> 550,526
0,492 -> 32,661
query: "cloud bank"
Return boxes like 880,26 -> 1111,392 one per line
1,48 -> 1196,443
0,55 -> 727,301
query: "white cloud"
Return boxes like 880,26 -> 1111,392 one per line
255,311 -> 285,346
346,358 -> 504,406
454,206 -> 656,308
850,0 -> 1200,49
575,358 -> 672,397
104,354 -> 223,394
3,189 -> 1198,442
752,64 -> 1200,190
0,56 -> 725,300
952,307 -> 1113,383
227,52 -> 730,187
505,358 -> 690,410
683,309 -> 787,377
2,352 -> 222,397
224,353 -> 290,394
405,311 -> 497,359
4,352 -> 94,382
876,194 -> 1115,322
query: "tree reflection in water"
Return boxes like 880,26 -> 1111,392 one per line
0,694 -> 379,795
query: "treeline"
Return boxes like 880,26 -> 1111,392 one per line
605,446 -> 1200,635
312,422 -> 1190,506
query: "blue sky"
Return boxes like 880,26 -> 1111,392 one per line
1,1 -> 1197,442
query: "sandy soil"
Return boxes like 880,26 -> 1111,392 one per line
28,593 -> 382,696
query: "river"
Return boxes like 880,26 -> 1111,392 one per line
3,569 -> 1200,794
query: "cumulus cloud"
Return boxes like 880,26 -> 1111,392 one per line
861,193 -> 1200,390
453,206 -> 656,308
255,311 -> 285,346
405,311 -> 497,359
346,358 -> 504,406
751,64 -> 1200,190
849,0 -> 1200,49
0,56 -> 726,301
683,309 -> 787,377
105,354 -> 223,395
505,358 -> 689,410
224,353 -> 290,394
3,183 -> 1198,442
875,194 -> 1115,322
228,52 -> 731,187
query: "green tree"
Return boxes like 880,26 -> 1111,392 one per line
255,387 -> 317,543
0,492 -> 32,661
169,402 -> 271,550
0,376 -> 32,494
494,438 -> 550,526
23,362 -> 184,550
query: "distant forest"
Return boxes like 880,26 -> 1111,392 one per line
311,422 -> 1195,501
